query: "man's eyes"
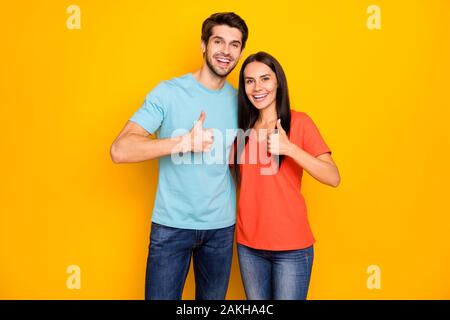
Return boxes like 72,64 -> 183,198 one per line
213,40 -> 240,48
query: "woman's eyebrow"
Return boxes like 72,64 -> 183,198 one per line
245,74 -> 271,79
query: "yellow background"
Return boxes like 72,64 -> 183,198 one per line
1,0 -> 449,299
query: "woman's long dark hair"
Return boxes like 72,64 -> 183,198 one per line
232,51 -> 292,185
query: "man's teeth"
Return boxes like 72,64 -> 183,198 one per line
217,57 -> 231,63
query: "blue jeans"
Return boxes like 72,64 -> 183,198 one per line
145,222 -> 235,300
237,244 -> 314,300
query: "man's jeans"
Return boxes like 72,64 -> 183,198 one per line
237,244 -> 314,300
145,222 -> 235,300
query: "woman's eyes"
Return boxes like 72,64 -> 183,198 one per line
245,77 -> 270,85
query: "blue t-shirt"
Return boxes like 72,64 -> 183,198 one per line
129,73 -> 238,230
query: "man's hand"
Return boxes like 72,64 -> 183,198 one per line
180,111 -> 214,153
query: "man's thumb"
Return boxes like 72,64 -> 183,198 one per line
196,111 -> 206,127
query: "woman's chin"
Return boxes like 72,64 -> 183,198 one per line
252,103 -> 270,111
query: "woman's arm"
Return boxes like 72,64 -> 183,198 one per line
268,119 -> 340,187
286,145 -> 340,187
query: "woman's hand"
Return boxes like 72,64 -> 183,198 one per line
267,118 -> 340,187
267,119 -> 294,156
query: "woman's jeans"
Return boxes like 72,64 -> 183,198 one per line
237,244 -> 314,300
145,222 -> 235,300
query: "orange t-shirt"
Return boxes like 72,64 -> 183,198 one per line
237,111 -> 331,250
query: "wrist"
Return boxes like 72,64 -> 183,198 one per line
286,141 -> 297,157
175,133 -> 192,153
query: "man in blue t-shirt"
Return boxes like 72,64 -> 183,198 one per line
110,12 -> 248,300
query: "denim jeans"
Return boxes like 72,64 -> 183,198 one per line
145,222 -> 235,300
237,244 -> 314,300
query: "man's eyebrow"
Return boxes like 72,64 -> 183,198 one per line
211,36 -> 242,45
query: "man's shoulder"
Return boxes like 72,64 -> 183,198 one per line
146,74 -> 191,98
163,73 -> 190,84
154,74 -> 185,88
149,74 -> 237,99
167,74 -> 236,93
224,81 -> 238,95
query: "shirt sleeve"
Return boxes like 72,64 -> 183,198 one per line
129,82 -> 167,134
301,113 -> 331,157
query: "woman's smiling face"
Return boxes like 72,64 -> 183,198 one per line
243,61 -> 278,111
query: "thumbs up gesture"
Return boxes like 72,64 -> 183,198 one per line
268,119 -> 292,156
189,111 -> 214,153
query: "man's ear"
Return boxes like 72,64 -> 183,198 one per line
238,48 -> 245,61
201,41 -> 206,55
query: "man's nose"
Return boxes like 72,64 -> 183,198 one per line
222,44 -> 231,55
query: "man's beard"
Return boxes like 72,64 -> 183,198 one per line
205,52 -> 237,78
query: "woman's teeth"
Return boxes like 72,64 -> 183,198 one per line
253,93 -> 268,101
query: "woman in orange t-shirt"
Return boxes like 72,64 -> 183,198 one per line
233,52 -> 341,300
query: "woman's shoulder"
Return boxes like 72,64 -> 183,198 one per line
290,110 -> 313,125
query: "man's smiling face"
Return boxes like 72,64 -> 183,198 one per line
202,24 -> 244,78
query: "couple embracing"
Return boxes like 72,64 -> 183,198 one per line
111,12 -> 340,300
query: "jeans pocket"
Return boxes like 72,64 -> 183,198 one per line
306,245 -> 314,258
150,222 -> 168,243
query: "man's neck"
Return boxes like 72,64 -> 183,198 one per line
192,66 -> 226,91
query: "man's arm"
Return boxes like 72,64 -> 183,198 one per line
110,112 -> 213,163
